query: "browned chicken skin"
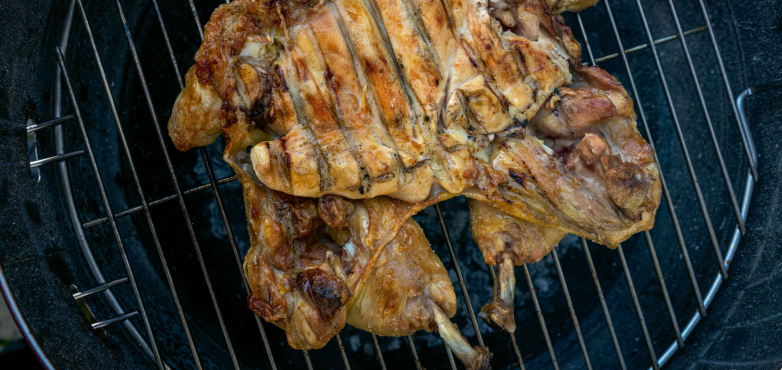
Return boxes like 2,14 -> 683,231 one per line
242,180 -> 491,367
168,0 -> 658,248
465,63 -> 659,332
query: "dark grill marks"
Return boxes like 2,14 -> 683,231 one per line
302,16 -> 377,195
456,90 -> 489,133
329,2 -> 407,188
362,0 -> 430,121
437,0 -> 457,40
399,0 -> 444,74
278,58 -> 333,192
360,0 -> 436,169
365,0 -> 462,187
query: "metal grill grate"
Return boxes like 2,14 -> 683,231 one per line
28,0 -> 765,368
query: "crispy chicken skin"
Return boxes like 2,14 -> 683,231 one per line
464,62 -> 658,331
241,180 -> 491,367
168,0 -> 582,201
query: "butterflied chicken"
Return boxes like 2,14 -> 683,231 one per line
167,0 -> 660,362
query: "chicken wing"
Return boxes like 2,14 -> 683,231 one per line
468,199 -> 564,332
464,65 -> 660,247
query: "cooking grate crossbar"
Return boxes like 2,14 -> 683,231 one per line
40,0 -> 757,368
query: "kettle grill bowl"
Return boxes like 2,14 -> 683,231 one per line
0,0 -> 776,369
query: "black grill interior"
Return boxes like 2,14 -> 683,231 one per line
2,0 -> 773,369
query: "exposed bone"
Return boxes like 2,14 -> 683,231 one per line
479,257 -> 516,332
433,303 -> 492,370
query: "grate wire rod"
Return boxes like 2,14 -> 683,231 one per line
581,238 -> 627,370
29,151 -> 84,168
151,0 -> 280,366
433,204 -> 485,346
628,0 -> 728,279
73,0 -> 206,366
643,233 -> 684,348
406,336 -> 424,370
56,48 -> 164,370
72,278 -> 129,300
617,244 -> 659,369
26,115 -> 74,133
82,175 -> 239,229
93,311 -> 140,330
696,0 -> 758,179
653,82 -> 767,369
580,8 -> 683,365
585,4 -> 708,318
521,264 -> 560,370
663,0 -> 746,235
303,349 -> 314,370
54,0 -> 157,361
336,334 -> 352,370
550,250 -> 593,370
110,0 -> 240,367
593,26 -> 706,64
371,335 -> 387,370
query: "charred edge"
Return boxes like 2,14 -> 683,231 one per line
276,64 -> 289,92
508,168 -> 528,186
195,58 -> 215,86
220,101 -> 239,129
296,268 -> 350,322
279,137 -> 292,171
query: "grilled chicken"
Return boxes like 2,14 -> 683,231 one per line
167,0 -> 658,361
468,199 -> 564,332
464,63 -> 659,331
319,195 -> 491,369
